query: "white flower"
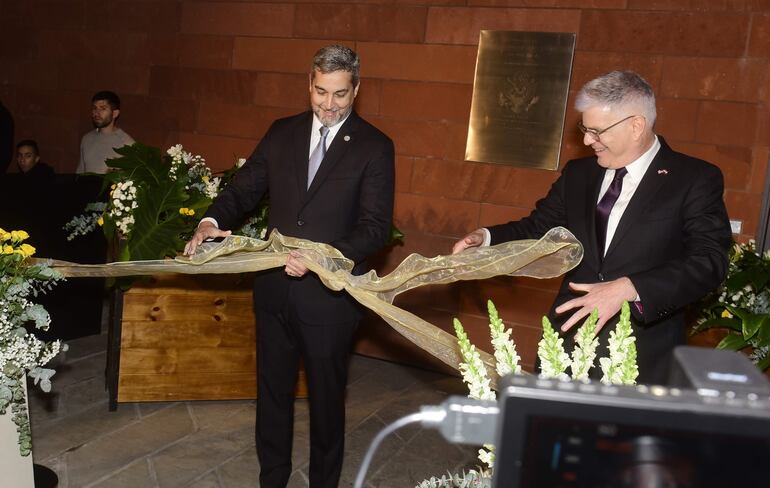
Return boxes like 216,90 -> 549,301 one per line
237,158 -> 247,168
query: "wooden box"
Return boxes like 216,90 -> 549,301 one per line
109,274 -> 307,404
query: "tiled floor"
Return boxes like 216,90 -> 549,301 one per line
28,333 -> 479,487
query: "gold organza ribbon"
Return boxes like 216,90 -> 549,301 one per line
44,227 -> 583,385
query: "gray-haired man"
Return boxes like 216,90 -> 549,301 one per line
453,71 -> 731,385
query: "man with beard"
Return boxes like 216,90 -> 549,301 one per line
185,45 -> 395,488
453,71 -> 731,385
76,90 -> 134,174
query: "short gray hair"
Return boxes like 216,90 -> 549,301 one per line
575,71 -> 656,127
311,45 -> 360,87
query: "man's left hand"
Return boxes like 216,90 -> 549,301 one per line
285,250 -> 310,277
555,277 -> 638,334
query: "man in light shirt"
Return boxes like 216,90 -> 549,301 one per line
185,45 -> 394,488
453,71 -> 731,384
76,90 -> 134,174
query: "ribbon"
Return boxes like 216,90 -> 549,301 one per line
42,227 -> 583,386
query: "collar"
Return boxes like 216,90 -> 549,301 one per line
311,111 -> 352,140
622,135 -> 660,181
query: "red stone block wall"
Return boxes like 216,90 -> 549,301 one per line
2,1 -> 768,372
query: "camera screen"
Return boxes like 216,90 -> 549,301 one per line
515,415 -> 770,487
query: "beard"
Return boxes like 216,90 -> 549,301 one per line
92,115 -> 113,129
313,105 -> 351,128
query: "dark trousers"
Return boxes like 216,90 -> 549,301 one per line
255,305 -> 357,488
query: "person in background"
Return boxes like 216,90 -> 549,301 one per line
76,90 -> 134,174
184,45 -> 395,488
16,139 -> 54,180
452,71 -> 731,385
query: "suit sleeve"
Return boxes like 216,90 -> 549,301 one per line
329,136 -> 395,264
203,126 -> 272,230
628,163 -> 731,323
487,165 -> 570,245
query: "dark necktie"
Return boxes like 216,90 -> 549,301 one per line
307,126 -> 330,188
595,167 -> 628,257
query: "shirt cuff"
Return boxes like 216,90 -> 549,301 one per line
199,217 -> 218,228
481,228 -> 491,247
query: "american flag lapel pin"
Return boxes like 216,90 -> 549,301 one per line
657,169 -> 668,175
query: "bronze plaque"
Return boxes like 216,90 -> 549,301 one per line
465,31 -> 576,170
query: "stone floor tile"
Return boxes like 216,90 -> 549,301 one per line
60,333 -> 109,362
88,458 -> 156,488
286,469 -> 309,487
66,404 -> 195,487
368,428 -> 478,488
217,448 -> 260,488
187,471 -> 222,488
48,352 -> 107,389
134,401 -> 178,418
339,414 -> 404,487
347,355 -> 381,384
152,407 -> 255,487
189,400 -> 254,430
31,401 -> 139,462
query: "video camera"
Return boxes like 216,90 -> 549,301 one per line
492,346 -> 770,487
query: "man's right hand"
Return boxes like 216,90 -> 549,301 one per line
452,228 -> 486,254
184,221 -> 231,256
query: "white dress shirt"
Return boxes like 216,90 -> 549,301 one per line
597,136 -> 660,255
308,112 -> 349,158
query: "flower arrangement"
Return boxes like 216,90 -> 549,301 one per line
418,301 -> 638,487
693,240 -> 770,371
65,143 -> 268,261
0,229 -> 63,456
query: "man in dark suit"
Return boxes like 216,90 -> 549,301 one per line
453,71 -> 731,385
185,45 -> 395,488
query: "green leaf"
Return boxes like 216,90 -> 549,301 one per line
692,317 -> 742,333
725,269 -> 751,292
124,181 -> 189,261
741,313 -> 768,340
755,319 -> 770,348
106,143 -> 169,187
747,266 -> 770,291
716,333 -> 750,351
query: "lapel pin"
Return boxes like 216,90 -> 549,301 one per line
657,169 -> 668,175
343,135 -> 351,142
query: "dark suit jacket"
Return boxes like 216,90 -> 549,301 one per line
489,137 -> 732,383
205,110 -> 395,325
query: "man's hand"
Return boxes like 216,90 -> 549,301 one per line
285,250 -> 311,278
183,221 -> 231,256
555,277 -> 638,334
452,229 -> 486,254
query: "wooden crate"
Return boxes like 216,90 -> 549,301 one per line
114,274 -> 307,403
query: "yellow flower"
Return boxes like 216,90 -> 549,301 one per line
3,244 -> 14,254
10,230 -> 29,242
97,216 -> 104,226
187,209 -> 195,216
179,208 -> 195,216
111,184 -> 116,190
0,229 -> 9,242
19,243 -> 35,258
201,176 -> 209,183
721,309 -> 733,318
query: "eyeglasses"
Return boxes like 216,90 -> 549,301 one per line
578,115 -> 638,141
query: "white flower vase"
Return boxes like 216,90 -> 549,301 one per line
0,381 -> 34,488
